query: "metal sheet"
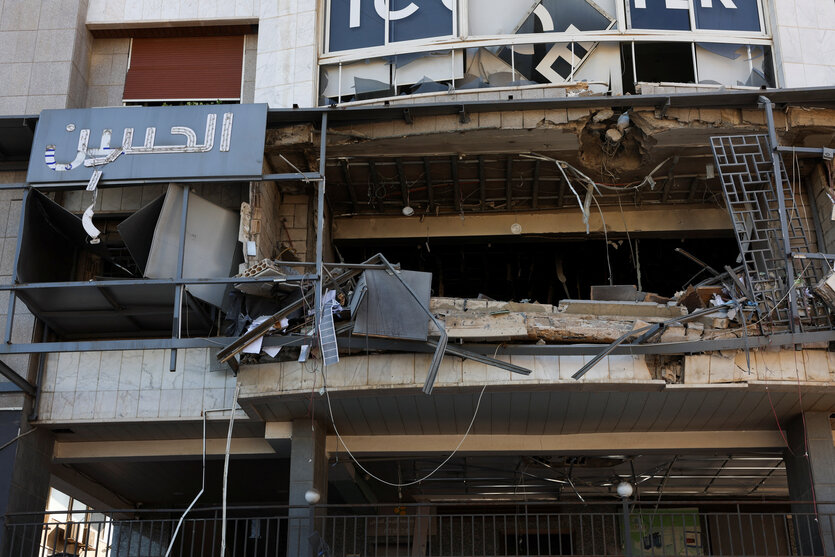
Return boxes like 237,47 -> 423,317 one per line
17,191 -> 86,284
353,269 -> 431,341
117,193 -> 165,274
145,184 -> 240,308
27,104 -> 267,184
16,283 -> 210,338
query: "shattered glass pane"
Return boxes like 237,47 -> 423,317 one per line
391,50 -> 464,87
696,43 -> 774,87
498,42 -> 597,84
320,59 -> 391,101
469,0 -> 614,36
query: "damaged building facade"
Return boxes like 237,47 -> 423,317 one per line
0,0 -> 835,556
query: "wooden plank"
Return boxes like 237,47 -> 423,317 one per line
332,205 -> 732,239
505,156 -> 513,209
532,159 -> 540,209
353,269 -> 432,341
424,157 -> 434,207
397,158 -> 408,206
478,155 -> 486,211
450,155 -> 461,212
339,159 -> 358,213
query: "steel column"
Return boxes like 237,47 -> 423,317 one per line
314,114 -> 328,362
759,96 -> 798,331
170,185 -> 190,372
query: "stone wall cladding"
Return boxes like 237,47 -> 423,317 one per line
38,348 -> 238,422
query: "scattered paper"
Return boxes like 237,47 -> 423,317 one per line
262,345 -> 281,358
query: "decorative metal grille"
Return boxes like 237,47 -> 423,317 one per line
710,134 -> 831,332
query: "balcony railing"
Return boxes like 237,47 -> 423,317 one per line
4,501 -> 833,557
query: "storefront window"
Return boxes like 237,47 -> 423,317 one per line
321,0 -> 772,104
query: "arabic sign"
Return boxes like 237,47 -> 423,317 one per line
27,104 -> 268,184
629,0 -> 761,31
328,0 -> 454,52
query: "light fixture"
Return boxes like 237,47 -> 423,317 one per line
304,488 -> 321,504
510,222 -> 522,235
402,205 -> 415,216
616,481 -> 634,499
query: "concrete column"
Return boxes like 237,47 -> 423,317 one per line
287,419 -> 328,557
0,402 -> 53,556
784,412 -> 835,556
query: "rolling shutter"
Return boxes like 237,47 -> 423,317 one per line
123,36 -> 244,101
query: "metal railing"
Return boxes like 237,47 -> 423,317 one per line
4,501 -> 834,557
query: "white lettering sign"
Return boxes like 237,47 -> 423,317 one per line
347,0 -> 451,29
44,112 -> 234,172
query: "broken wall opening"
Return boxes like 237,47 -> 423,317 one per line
15,184 -> 247,339
337,236 -> 739,303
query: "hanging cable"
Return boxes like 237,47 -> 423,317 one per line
165,414 -> 207,557
219,385 -> 240,557
322,364 -> 487,487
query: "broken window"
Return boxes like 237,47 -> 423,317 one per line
621,42 -> 696,88
468,0 -> 615,36
15,186 -> 243,339
320,51 -> 465,103
695,43 -> 774,87
319,0 -> 771,104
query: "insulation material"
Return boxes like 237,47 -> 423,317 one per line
696,43 -> 771,87
320,59 -> 390,99
142,184 -> 240,308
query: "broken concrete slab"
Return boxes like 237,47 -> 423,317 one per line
558,300 -> 687,318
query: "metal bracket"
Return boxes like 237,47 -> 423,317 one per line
656,97 -> 671,119
458,106 -> 470,124
402,108 -> 413,125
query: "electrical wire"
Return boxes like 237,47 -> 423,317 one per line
0,426 -> 36,453
165,413 -> 207,557
322,362 -> 487,487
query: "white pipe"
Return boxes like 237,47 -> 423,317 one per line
219,385 -> 240,557
164,413 -> 206,557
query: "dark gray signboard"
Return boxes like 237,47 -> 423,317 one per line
629,0 -> 760,31
328,0 -> 454,52
27,104 -> 268,184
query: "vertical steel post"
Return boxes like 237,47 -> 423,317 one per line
170,185 -> 190,371
4,188 -> 28,345
314,114 -> 328,351
622,499 -> 632,557
759,96 -> 798,331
